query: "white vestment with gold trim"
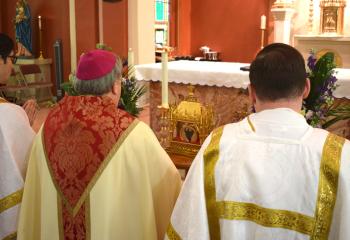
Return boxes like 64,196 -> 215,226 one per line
166,108 -> 350,240
0,102 -> 35,240
18,121 -> 182,240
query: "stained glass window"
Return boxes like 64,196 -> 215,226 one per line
155,0 -> 169,22
155,0 -> 170,45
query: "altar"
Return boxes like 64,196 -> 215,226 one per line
135,60 -> 252,140
135,60 -> 350,140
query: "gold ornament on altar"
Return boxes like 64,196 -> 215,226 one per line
166,86 -> 215,157
320,0 -> 346,35
272,0 -> 295,8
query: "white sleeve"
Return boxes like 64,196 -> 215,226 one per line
166,134 -> 212,240
0,103 -> 35,177
330,140 -> 350,240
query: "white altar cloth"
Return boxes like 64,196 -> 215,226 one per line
334,68 -> 350,99
135,61 -> 350,99
135,60 -> 250,89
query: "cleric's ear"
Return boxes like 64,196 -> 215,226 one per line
248,84 -> 257,105
303,78 -> 311,99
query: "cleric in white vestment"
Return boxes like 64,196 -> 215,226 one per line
0,33 -> 35,240
166,43 -> 350,240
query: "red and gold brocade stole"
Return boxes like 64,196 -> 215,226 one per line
43,96 -> 136,240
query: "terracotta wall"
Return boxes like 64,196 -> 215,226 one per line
75,1 -> 99,59
0,0 -> 71,85
75,0 -> 128,59
175,0 -> 192,56
103,0 -> 128,58
190,0 -> 270,63
0,0 -> 128,86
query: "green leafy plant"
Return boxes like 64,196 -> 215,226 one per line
119,65 -> 147,116
303,50 -> 350,129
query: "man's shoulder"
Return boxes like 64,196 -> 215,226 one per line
127,120 -> 153,137
214,118 -> 249,140
0,102 -> 27,122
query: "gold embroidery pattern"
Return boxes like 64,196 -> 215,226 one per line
247,116 -> 256,132
312,133 -> 345,240
0,189 -> 23,214
57,194 -> 64,240
43,119 -> 140,217
2,232 -> 17,240
166,223 -> 182,240
204,127 -> 224,240
217,201 -> 315,235
0,97 -> 8,104
215,133 -> 344,239
85,195 -> 91,240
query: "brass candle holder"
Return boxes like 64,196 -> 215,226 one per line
158,105 -> 170,148
260,28 -> 266,49
38,15 -> 44,59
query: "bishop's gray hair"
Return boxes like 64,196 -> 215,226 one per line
73,57 -> 122,96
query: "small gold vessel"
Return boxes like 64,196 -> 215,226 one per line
166,86 -> 214,157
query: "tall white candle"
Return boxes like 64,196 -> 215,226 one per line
99,0 -> 104,44
161,51 -> 169,108
38,15 -> 42,30
261,15 -> 267,30
128,48 -> 134,78
69,0 -> 77,72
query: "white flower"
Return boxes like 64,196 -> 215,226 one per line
305,110 -> 314,120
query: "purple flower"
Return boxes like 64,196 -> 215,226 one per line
307,54 -> 317,71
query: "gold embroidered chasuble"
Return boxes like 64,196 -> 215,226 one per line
166,108 -> 350,240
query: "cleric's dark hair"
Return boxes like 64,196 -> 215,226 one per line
249,43 -> 307,101
0,33 -> 14,63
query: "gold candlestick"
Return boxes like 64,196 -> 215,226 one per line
158,105 -> 170,148
38,15 -> 44,59
260,29 -> 266,49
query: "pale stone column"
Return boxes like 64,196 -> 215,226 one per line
69,0 -> 77,72
128,0 -> 155,64
271,3 -> 295,44
98,0 -> 104,44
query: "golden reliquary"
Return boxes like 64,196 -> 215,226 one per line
166,86 -> 214,157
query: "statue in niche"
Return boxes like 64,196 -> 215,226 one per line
14,0 -> 32,57
324,10 -> 337,32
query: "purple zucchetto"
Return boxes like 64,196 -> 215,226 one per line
76,50 -> 116,81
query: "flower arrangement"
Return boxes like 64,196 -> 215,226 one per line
303,50 -> 350,129
118,63 -> 147,116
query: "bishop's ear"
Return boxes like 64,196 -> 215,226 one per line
112,78 -> 122,95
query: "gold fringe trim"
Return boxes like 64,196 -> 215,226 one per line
85,195 -> 91,240
166,222 -> 182,240
247,116 -> 256,132
0,189 -> 23,214
204,126 -> 224,240
217,201 -> 315,235
2,232 -> 17,240
312,133 -> 345,240
57,194 -> 64,240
